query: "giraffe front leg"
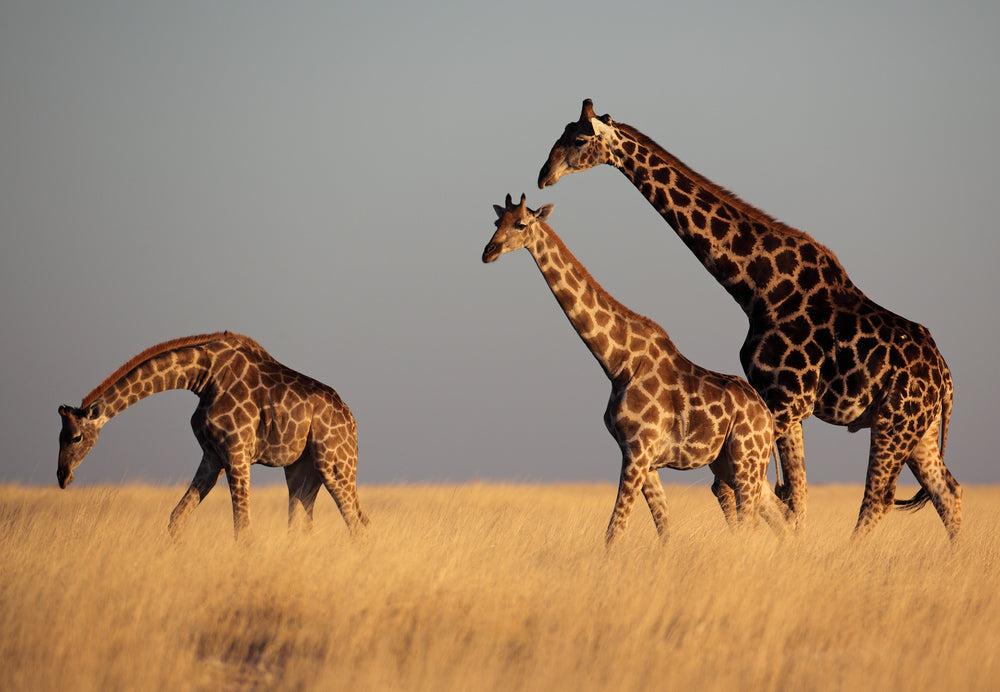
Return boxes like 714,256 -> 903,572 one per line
169,453 -> 223,538
774,422 -> 808,529
606,451 -> 651,547
641,469 -> 670,543
225,462 -> 252,543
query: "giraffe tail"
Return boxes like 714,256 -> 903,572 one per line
894,487 -> 931,512
894,373 -> 953,514
938,369 -> 953,462
772,441 -> 783,489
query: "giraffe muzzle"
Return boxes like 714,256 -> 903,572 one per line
538,162 -> 555,189
57,467 -> 73,489
482,242 -> 501,263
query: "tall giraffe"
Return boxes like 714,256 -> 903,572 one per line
57,331 -> 368,540
538,99 -> 960,541
483,194 -> 787,545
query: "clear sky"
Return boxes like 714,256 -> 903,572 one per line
2,1 -> 997,491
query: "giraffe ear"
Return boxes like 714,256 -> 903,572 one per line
86,403 -> 101,419
59,404 -> 87,418
493,204 -> 505,219
536,204 -> 554,223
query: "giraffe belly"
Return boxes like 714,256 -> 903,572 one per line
654,435 -> 725,471
812,391 -> 875,429
257,437 -> 309,467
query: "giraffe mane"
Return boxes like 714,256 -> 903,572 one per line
80,331 -> 272,407
614,121 -> 851,278
615,122 -> 818,241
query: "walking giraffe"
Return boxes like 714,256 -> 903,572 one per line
483,194 -> 787,545
537,99 -> 960,541
57,331 -> 368,540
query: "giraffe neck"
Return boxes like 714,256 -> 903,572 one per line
602,120 -> 845,317
82,346 -> 216,423
526,222 -> 659,380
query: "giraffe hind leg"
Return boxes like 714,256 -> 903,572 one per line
709,451 -> 738,527
712,460 -> 785,535
284,455 -> 324,533
314,443 -> 368,535
903,419 -> 962,542
710,438 -> 763,530
758,484 -> 792,535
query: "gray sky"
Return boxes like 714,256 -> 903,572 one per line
2,1 -> 997,491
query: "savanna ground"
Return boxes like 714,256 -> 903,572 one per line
1,481 -> 998,691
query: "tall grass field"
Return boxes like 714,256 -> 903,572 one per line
2,482 -> 998,691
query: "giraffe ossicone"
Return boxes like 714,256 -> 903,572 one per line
57,331 -> 368,541
538,99 -> 961,542
484,193 -> 789,545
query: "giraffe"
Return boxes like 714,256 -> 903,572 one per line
483,193 -> 787,545
537,99 -> 961,541
57,331 -> 368,540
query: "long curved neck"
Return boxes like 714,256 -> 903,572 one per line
526,222 -> 655,380
83,347 -> 214,421
605,121 -> 851,317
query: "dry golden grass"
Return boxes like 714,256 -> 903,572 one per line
1,482 -> 998,691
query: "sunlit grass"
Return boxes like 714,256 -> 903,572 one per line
1,482 -> 997,691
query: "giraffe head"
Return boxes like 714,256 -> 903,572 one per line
57,403 -> 102,488
538,99 -> 616,189
482,193 -> 553,263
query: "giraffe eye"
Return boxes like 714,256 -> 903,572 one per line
70,434 -> 82,444
515,222 -> 528,230
573,137 -> 587,146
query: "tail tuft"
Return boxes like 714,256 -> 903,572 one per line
894,487 -> 932,512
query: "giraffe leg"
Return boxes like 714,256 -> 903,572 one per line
852,418 -> 918,541
731,468 -> 764,529
168,453 -> 223,538
315,448 -> 368,536
709,457 -> 738,527
904,418 -> 963,542
774,422 -> 808,530
225,462 -> 252,542
284,455 -> 324,533
641,469 -> 670,542
606,450 -> 652,547
758,484 -> 791,535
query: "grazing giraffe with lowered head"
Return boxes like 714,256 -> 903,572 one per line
57,331 -> 368,540
538,99 -> 960,541
483,194 -> 787,545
